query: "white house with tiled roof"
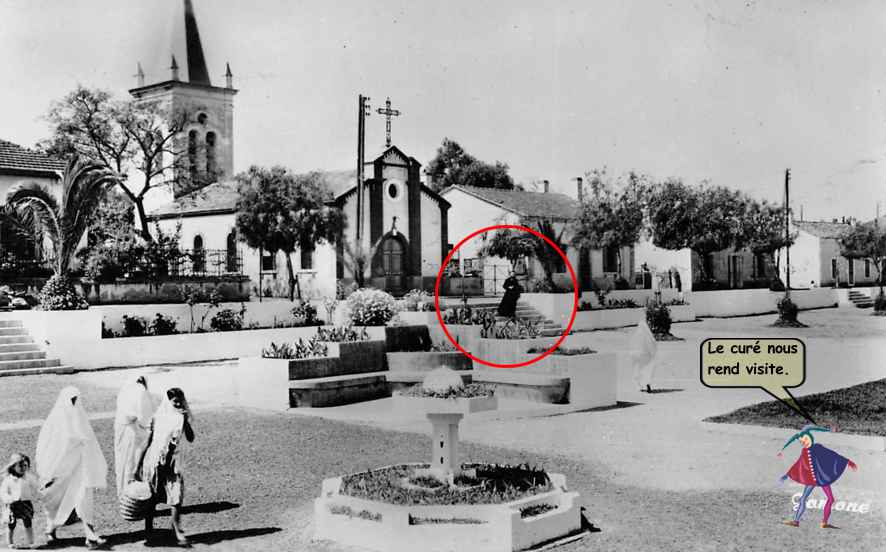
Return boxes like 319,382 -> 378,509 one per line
779,219 -> 880,288
440,183 -> 635,293
0,139 -> 65,260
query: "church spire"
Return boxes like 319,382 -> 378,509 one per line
170,55 -> 180,81
135,62 -> 145,87
225,62 -> 233,89
183,0 -> 211,85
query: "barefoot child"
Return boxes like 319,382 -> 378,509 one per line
1,453 -> 39,549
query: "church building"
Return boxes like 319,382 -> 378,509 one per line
145,0 -> 448,298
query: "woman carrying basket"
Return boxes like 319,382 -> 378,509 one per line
141,388 -> 195,547
114,375 -> 157,499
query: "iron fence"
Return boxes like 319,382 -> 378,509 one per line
168,248 -> 243,277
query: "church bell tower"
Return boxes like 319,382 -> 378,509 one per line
129,0 -> 237,199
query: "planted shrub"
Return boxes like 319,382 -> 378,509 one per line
480,317 -> 541,339
38,274 -> 88,310
645,302 -> 672,336
101,322 -> 114,339
776,296 -> 798,322
402,289 -> 434,312
874,292 -> 886,314
441,305 -> 493,326
121,314 -> 148,337
149,313 -> 178,335
291,300 -> 319,326
316,325 -> 370,343
346,288 -> 396,326
210,308 -> 245,332
261,337 -> 329,359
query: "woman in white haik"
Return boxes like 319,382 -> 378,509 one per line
141,388 -> 195,547
628,320 -> 658,393
36,386 -> 108,549
114,375 -> 158,499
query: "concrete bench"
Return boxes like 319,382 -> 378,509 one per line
289,372 -> 390,407
472,371 -> 570,404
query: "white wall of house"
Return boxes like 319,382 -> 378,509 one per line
776,229 -> 881,288
155,213 -> 337,299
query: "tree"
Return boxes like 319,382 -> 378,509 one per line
426,138 -> 514,192
571,169 -> 647,277
739,199 -> 794,283
646,180 -> 748,281
339,238 -> 381,289
526,219 -> 570,290
235,166 -> 344,300
478,228 -> 535,272
6,155 -> 118,276
40,86 -> 190,241
840,221 -> 886,295
4,155 -> 118,309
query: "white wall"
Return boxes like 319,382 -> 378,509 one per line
690,288 -> 837,317
420,192 -> 443,276
0,309 -> 386,370
156,213 -> 337,299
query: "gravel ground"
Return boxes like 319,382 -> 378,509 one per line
1,409 -> 883,552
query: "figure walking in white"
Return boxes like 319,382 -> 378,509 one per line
36,386 -> 108,549
629,320 -> 658,393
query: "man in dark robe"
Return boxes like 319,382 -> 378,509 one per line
497,271 -> 522,318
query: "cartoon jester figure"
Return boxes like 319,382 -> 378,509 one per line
778,424 -> 858,528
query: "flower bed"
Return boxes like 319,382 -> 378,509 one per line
314,463 -> 581,552
393,384 -> 497,415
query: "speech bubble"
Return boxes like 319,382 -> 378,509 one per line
700,338 -> 813,423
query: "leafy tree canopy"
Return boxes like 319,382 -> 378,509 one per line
235,166 -> 344,299
427,138 -> 514,192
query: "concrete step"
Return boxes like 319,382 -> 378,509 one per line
0,336 -> 34,345
0,320 -> 23,328
0,351 -> 46,362
0,365 -> 76,378
0,358 -> 61,370
0,327 -> 28,336
0,343 -> 41,353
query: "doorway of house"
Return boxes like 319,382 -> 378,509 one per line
381,237 -> 405,292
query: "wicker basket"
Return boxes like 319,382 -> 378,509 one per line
119,480 -> 153,521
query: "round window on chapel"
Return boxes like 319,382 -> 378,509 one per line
388,183 -> 399,199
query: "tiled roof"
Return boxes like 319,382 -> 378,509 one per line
444,185 -> 578,220
794,220 -> 851,239
0,139 -> 65,175
150,170 -> 358,217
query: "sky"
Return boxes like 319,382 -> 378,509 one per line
1,0 -> 885,221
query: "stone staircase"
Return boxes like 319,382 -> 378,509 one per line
848,290 -> 874,309
463,301 -> 567,337
0,320 -> 72,377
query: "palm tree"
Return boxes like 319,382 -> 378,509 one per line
6,155 -> 118,276
4,155 -> 118,309
528,218 -> 569,290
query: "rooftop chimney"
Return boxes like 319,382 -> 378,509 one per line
576,177 -> 584,202
543,180 -> 550,193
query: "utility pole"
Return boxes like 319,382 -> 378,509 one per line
356,95 -> 370,242
784,168 -> 791,298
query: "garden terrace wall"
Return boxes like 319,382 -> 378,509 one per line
321,341 -> 388,374
474,337 -> 557,367
428,324 -> 482,353
386,351 -> 473,374
0,309 -> 385,370
98,298 -> 324,335
80,278 -> 250,305
521,290 -> 682,327
690,288 -> 837,317
571,305 -> 695,331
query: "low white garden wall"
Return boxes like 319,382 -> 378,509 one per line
98,298 -> 325,334
521,289 -> 682,327
0,308 -> 385,370
570,305 -> 695,331
690,288 -> 837,317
